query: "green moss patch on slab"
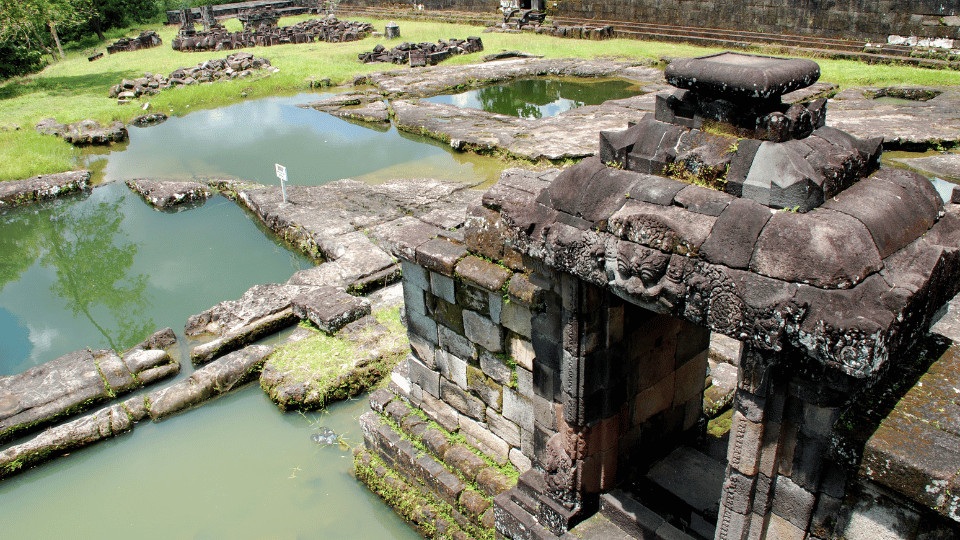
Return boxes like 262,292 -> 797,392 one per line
260,306 -> 407,411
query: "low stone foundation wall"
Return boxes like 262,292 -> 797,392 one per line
356,388 -> 517,539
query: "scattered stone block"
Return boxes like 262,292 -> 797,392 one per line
291,286 -> 371,334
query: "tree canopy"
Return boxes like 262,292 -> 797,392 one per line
0,0 -> 94,60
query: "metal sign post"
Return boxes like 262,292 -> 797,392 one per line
275,163 -> 288,203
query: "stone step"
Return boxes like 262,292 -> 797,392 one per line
494,490 -> 560,540
613,445 -> 726,539
355,447 -> 483,540
599,489 -> 700,540
358,388 -> 520,537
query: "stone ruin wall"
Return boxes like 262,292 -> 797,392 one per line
337,0 -> 960,43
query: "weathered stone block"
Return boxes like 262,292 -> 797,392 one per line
509,447 -> 532,473
728,410 -> 764,477
467,365 -> 503,411
509,335 -> 535,372
488,291 -> 503,325
461,415 -> 509,464
456,282 -> 490,314
634,372 -> 675,424
436,349 -> 468,389
507,273 -> 544,308
428,296 -> 464,336
417,237 -> 467,276
457,255 -> 512,292
367,388 -> 395,414
403,283 -> 427,316
292,286 -> 371,334
503,387 -> 535,432
408,354 -> 441,398
430,272 -> 456,304
421,391 -> 461,432
750,209 -> 883,289
464,204 -> 507,262
502,300 -> 533,339
441,378 -> 486,420
438,324 -> 476,361
480,350 -> 513,386
402,259 -> 430,291
487,407 -> 521,448
742,142 -> 825,212
772,475 -> 816,529
406,306 -> 438,344
444,444 -> 487,481
463,310 -> 504,353
409,332 -> 436,370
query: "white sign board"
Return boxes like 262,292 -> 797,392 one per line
275,163 -> 287,182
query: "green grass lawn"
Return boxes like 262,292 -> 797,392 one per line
2,15 -> 959,182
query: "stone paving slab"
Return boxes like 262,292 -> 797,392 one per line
861,344 -> 960,523
358,57 -> 664,98
646,446 -> 725,517
231,177 -> 481,292
0,328 -> 179,444
391,96 -> 657,161
0,170 -> 92,210
893,153 -> 960,181
827,87 -> 960,147
125,179 -> 212,210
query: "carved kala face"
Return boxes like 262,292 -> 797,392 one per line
638,249 -> 671,288
618,243 -> 670,285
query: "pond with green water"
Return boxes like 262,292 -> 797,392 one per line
81,92 -> 506,187
424,77 -> 643,119
0,91 -> 506,540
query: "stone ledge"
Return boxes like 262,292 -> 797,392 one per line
861,344 -> 960,523
0,170 -> 92,210
358,402 -> 518,538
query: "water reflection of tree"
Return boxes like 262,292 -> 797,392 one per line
476,79 -> 584,119
40,200 -> 155,352
0,210 -> 43,290
475,79 -> 643,118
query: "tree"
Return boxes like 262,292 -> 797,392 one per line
0,0 -> 93,61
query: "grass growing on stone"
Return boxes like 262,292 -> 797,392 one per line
3,15 -> 960,181
263,305 -> 406,408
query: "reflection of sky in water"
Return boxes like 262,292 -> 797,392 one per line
424,78 -> 641,119
0,183 -> 313,376
426,92 -> 583,119
89,93 -> 495,187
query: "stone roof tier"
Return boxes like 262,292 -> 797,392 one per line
489,162 -> 960,379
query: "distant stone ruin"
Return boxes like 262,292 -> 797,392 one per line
171,16 -> 373,52
358,36 -> 483,66
238,7 -> 281,31
106,31 -> 163,54
107,52 -> 276,103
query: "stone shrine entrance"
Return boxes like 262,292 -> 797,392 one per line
358,51 -> 960,540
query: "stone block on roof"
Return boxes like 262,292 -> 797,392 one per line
457,255 -> 512,292
417,237 -> 468,276
750,209 -> 882,289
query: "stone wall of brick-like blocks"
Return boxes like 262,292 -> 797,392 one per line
396,231 -> 711,498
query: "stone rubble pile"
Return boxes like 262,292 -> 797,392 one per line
107,52 -> 276,102
35,118 -> 127,145
237,7 -> 281,31
358,36 -> 483,66
171,16 -> 373,52
106,31 -> 162,54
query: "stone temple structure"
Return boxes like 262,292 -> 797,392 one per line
355,52 -> 960,540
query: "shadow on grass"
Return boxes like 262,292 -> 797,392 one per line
0,71 -> 136,101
